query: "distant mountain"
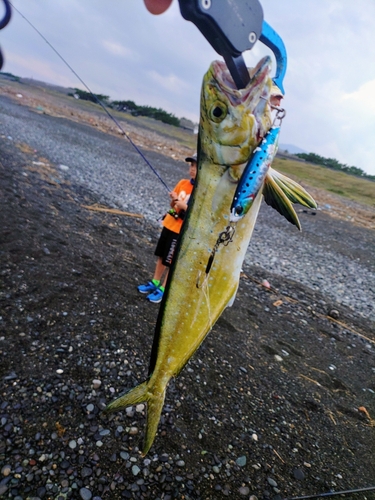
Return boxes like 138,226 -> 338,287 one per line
279,144 -> 307,155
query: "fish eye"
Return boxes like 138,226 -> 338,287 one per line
209,101 -> 227,122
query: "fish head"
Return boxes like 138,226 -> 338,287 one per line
199,56 -> 273,171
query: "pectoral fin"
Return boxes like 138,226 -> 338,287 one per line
269,168 -> 317,209
263,171 -> 301,230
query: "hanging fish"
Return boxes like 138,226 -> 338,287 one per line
105,56 -> 316,454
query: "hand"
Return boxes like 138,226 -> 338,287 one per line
143,0 -> 173,15
173,199 -> 187,211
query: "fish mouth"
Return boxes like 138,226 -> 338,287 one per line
210,56 -> 271,107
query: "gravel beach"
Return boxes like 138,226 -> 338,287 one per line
1,84 -> 375,500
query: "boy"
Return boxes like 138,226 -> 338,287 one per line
138,155 -> 197,303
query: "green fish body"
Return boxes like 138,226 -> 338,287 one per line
105,56 -> 316,455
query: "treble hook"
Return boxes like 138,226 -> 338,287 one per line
0,0 -> 12,70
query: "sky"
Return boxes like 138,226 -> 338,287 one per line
1,0 -> 375,176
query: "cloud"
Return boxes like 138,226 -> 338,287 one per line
101,40 -> 135,59
147,70 -> 190,95
342,79 -> 375,114
5,51 -> 76,88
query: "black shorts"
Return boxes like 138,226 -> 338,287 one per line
154,227 -> 179,267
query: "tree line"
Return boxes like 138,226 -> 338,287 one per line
295,152 -> 375,181
69,89 -> 180,127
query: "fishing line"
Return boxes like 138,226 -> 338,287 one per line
285,485 -> 375,500
9,1 -> 171,193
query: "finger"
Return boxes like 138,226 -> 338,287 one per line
143,0 -> 173,15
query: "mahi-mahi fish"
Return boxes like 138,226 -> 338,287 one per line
105,56 -> 317,455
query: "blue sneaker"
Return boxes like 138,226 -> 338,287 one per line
147,288 -> 164,304
138,281 -> 158,294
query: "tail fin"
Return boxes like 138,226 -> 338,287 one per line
104,380 -> 166,456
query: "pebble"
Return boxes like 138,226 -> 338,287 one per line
132,465 -> 141,476
267,477 -> 277,487
239,486 -> 250,495
1,465 -> 11,476
236,456 -> 247,467
80,487 -> 93,500
293,468 -> 305,480
328,309 -> 340,319
92,379 -> 102,389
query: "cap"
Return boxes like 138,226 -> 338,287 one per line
271,84 -> 284,98
185,154 -> 197,163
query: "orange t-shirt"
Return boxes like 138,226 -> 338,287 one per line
162,179 -> 194,234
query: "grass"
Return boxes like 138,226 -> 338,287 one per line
273,157 -> 375,208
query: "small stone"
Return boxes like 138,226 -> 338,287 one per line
267,477 -> 277,487
239,486 -> 250,496
120,451 -> 130,460
328,309 -> 339,319
86,404 -> 95,412
135,404 -> 145,412
81,467 -> 93,478
69,440 -> 77,449
132,465 -> 141,476
92,379 -> 102,389
251,433 -> 258,441
1,465 -> 11,476
293,468 -> 305,480
129,427 -> 138,435
236,456 -> 246,467
274,355 -> 283,362
80,487 -> 93,500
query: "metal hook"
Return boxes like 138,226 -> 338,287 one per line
271,106 -> 286,126
0,0 -> 12,70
